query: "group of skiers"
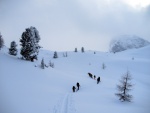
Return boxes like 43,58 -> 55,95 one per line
72,82 -> 80,92
72,73 -> 101,92
88,72 -> 101,84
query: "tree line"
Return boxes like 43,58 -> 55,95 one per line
0,26 -> 86,61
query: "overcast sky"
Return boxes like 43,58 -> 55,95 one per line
0,0 -> 150,51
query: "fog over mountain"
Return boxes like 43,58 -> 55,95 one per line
0,0 -> 150,51
109,35 -> 150,52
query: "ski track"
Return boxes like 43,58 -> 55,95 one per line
53,93 -> 76,113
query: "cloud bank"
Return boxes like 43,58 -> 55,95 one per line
0,0 -> 150,51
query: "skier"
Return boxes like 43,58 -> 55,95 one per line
76,82 -> 80,91
97,77 -> 100,84
94,75 -> 96,80
72,86 -> 76,92
88,72 -> 93,78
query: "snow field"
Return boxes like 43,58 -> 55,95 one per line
0,46 -> 150,113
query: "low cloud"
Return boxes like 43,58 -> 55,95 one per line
0,0 -> 150,51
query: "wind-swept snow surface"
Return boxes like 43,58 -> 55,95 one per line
0,46 -> 150,113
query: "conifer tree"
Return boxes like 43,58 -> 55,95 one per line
81,47 -> 84,53
53,51 -> 58,58
115,71 -> 133,102
0,33 -> 4,50
41,58 -> 45,69
20,26 -> 41,61
75,48 -> 77,52
9,41 -> 17,56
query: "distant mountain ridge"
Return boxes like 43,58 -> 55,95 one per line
109,35 -> 150,53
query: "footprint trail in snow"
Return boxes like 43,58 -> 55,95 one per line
53,93 -> 76,113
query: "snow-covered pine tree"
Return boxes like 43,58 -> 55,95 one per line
115,71 -> 133,102
0,33 -> 4,50
20,26 -> 41,61
75,48 -> 77,52
81,47 -> 84,53
53,51 -> 58,58
9,41 -> 18,56
41,58 -> 45,69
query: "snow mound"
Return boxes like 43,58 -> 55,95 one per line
109,35 -> 150,53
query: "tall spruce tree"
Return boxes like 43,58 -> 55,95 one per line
9,41 -> 17,56
0,33 -> 4,50
115,71 -> 133,102
20,26 -> 40,61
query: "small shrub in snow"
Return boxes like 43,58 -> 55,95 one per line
102,63 -> 106,70
9,41 -> 18,56
115,71 -> 133,102
63,52 -> 68,57
45,64 -> 49,68
49,61 -> 54,68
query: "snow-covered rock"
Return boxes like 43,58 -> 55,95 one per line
109,35 -> 150,53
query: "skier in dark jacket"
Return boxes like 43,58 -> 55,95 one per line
94,75 -> 96,80
72,86 -> 76,92
76,82 -> 80,91
97,77 -> 100,84
88,72 -> 93,78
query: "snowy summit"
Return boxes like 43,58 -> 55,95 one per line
109,35 -> 150,53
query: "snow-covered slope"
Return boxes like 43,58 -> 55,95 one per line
109,35 -> 150,53
0,46 -> 150,113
